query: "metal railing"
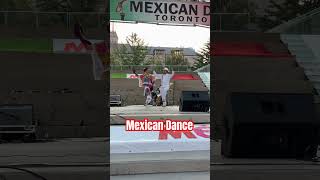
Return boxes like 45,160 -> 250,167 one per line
213,13 -> 251,31
0,11 -> 107,29
194,64 -> 210,72
111,65 -> 191,72
267,7 -> 320,34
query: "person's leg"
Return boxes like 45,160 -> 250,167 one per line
145,86 -> 152,105
160,86 -> 166,106
161,86 -> 169,107
144,86 -> 148,105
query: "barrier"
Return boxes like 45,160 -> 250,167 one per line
111,124 -> 209,154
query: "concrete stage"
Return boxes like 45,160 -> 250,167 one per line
110,105 -> 210,124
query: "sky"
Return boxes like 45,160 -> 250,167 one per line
112,22 -> 210,52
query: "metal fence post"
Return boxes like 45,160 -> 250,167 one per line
247,13 -> 250,30
219,14 -> 222,31
35,12 -> 39,29
98,13 -> 100,28
67,12 -> 70,29
4,11 -> 8,26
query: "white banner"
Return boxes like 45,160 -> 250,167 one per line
127,74 -> 140,79
111,0 -> 210,26
126,73 -> 165,79
111,124 -> 210,153
53,39 -> 103,54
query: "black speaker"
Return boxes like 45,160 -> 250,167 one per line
179,91 -> 210,112
221,92 -> 319,158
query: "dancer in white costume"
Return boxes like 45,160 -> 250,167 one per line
153,67 -> 174,107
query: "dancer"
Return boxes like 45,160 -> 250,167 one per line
153,67 -> 174,107
116,0 -> 128,20
133,68 -> 155,105
74,21 -> 108,80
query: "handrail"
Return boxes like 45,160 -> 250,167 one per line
267,7 -> 320,33
194,64 -> 210,72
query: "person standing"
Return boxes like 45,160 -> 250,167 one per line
74,22 -> 108,80
153,67 -> 174,107
133,68 -> 154,105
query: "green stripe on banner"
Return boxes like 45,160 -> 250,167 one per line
0,38 -> 52,53
111,73 -> 127,78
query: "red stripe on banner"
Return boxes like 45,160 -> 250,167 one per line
172,74 -> 198,80
213,42 -> 293,57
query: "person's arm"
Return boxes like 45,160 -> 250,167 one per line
153,70 -> 161,79
170,70 -> 175,79
132,69 -> 139,77
74,23 -> 93,50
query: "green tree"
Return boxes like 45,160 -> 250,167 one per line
111,33 -> 148,65
0,0 -> 33,10
214,0 -> 258,31
110,47 -> 122,65
144,56 -> 163,66
192,41 -> 210,71
259,0 -> 320,30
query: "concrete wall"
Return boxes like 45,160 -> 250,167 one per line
110,73 -> 208,106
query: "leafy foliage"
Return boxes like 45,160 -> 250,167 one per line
0,0 -> 33,10
111,33 -> 148,65
144,56 -> 164,66
165,51 -> 189,66
35,0 -> 98,11
192,41 -> 210,70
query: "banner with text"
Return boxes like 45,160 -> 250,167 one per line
53,39 -> 103,54
110,0 -> 210,26
111,124 -> 210,153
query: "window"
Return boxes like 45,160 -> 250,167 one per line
153,49 -> 165,56
171,49 -> 184,56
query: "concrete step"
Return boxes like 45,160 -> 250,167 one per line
297,58 -> 317,64
111,172 -> 209,180
110,150 -> 209,175
293,54 -> 315,59
281,36 -> 303,40
288,48 -> 315,54
286,42 -> 306,47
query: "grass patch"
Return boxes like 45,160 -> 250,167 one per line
111,73 -> 127,78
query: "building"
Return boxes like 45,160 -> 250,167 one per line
110,31 -> 118,51
110,31 -> 197,65
148,46 -> 197,65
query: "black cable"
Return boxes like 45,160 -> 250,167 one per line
0,166 -> 47,180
